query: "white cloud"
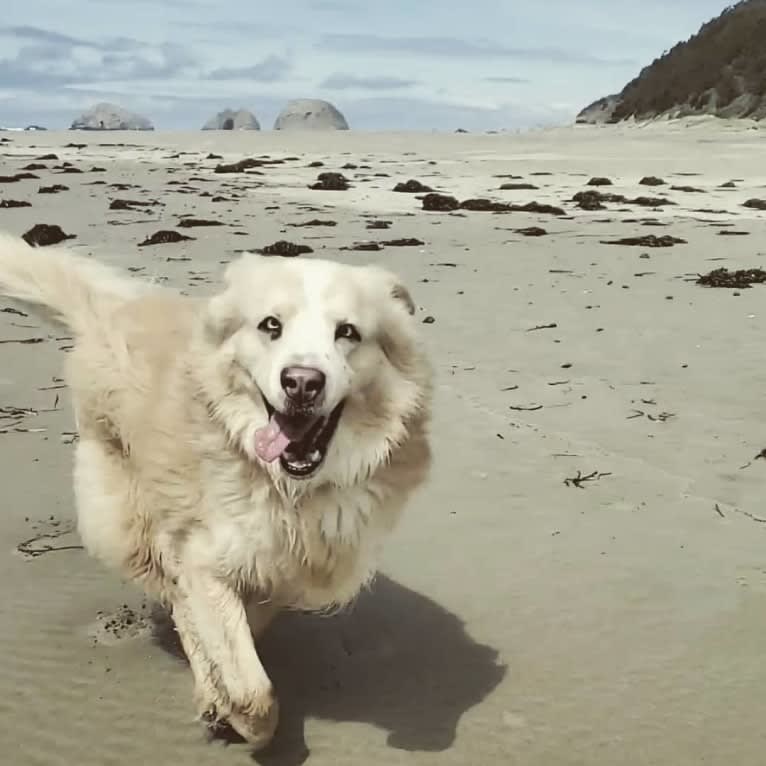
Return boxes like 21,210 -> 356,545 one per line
0,1 -> 736,129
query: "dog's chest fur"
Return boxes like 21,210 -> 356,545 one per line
188,459 -> 396,611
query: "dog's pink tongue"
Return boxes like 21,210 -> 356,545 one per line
254,416 -> 291,462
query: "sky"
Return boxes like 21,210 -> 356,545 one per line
0,0 -> 735,131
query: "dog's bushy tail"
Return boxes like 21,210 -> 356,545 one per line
0,232 -> 149,334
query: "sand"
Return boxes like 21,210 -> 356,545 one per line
1,118 -> 766,765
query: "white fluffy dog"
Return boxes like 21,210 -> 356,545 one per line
0,232 -> 433,749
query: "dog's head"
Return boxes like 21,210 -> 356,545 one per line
199,253 -> 431,485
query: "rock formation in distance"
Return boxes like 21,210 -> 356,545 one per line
273,99 -> 349,130
202,108 -> 261,130
70,103 -> 154,131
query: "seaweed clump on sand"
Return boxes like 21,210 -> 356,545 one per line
422,193 -> 460,211
381,238 -> 424,247
214,158 -> 267,173
309,172 -> 350,191
696,267 -> 766,288
138,230 -> 194,247
601,234 -> 686,247
393,179 -> 434,193
22,224 -> 76,246
256,241 -> 313,257
177,218 -> 224,228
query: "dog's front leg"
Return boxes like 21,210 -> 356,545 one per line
170,597 -> 225,728
180,569 -> 279,750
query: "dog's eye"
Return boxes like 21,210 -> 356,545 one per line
335,323 -> 361,342
258,316 -> 282,339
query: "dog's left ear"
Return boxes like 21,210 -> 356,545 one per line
390,282 -> 415,315
368,266 -> 416,316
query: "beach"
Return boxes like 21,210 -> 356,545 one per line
1,119 -> 766,765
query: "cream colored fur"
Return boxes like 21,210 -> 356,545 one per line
0,232 -> 432,749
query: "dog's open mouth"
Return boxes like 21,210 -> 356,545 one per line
254,397 -> 344,478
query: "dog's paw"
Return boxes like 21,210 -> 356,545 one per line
196,688 -> 279,751
227,692 -> 280,752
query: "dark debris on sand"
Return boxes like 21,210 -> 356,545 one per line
109,199 -> 157,210
177,218 -> 224,228
601,234 -> 686,247
670,185 -> 706,193
393,179 -> 434,193
39,185 -> 69,194
587,177 -> 613,186
499,182 -> 539,190
460,198 -> 511,212
515,201 -> 565,216
422,193 -> 460,211
0,199 -> 31,208
381,238 -> 424,247
366,220 -> 391,230
138,230 -> 194,247
423,193 -> 564,216
573,190 -> 624,210
22,224 -> 76,247
516,226 -> 547,236
214,158 -> 265,174
631,196 -> 675,207
344,242 -> 383,251
696,267 -> 766,289
573,190 -> 674,210
639,176 -> 666,186
309,172 -> 350,191
288,219 -> 338,227
743,198 -> 766,210
256,241 -> 313,257
0,173 -> 38,183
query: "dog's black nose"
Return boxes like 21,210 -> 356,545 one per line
280,366 -> 326,406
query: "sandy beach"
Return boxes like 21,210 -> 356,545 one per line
2,119 -> 766,765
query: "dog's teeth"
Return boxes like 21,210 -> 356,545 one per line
309,450 -> 321,462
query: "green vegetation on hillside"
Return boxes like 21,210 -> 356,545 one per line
610,0 -> 766,121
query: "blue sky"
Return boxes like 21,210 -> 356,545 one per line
0,0 -> 733,130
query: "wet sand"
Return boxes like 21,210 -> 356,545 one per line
1,119 -> 766,765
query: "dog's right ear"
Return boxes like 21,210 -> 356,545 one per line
221,252 -> 262,285
203,292 -> 241,344
203,257 -> 252,343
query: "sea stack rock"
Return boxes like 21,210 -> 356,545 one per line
273,99 -> 349,130
70,103 -> 154,131
202,108 -> 261,130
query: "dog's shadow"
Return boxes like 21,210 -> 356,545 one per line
154,575 -> 506,764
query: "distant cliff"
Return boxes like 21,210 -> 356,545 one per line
577,0 -> 766,124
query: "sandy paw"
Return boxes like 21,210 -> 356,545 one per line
197,688 -> 278,751
227,693 -> 280,751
